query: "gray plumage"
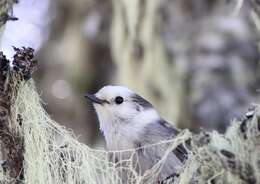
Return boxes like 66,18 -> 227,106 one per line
136,119 -> 188,178
85,85 -> 188,181
131,94 -> 153,109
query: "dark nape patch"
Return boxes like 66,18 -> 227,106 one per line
131,94 -> 153,109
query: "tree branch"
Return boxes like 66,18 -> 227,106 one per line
0,47 -> 37,182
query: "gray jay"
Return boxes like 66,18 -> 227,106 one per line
85,85 -> 188,181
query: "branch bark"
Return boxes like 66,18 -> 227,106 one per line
0,47 -> 37,182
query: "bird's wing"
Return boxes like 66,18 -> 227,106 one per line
136,119 -> 189,177
141,119 -> 189,161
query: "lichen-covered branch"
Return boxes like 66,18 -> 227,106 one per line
176,105 -> 260,183
0,46 -> 259,184
0,47 -> 36,182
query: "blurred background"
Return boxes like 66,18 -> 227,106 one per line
1,0 -> 260,147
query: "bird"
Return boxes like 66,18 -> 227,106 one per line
84,85 -> 188,182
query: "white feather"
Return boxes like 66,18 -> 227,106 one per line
89,85 -> 183,178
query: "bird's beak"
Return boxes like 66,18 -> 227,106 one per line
84,93 -> 106,105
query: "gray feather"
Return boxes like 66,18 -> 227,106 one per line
131,94 -> 153,109
136,119 -> 188,179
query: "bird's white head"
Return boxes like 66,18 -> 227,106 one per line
85,85 -> 160,135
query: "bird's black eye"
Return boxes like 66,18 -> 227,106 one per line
115,96 -> 124,104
